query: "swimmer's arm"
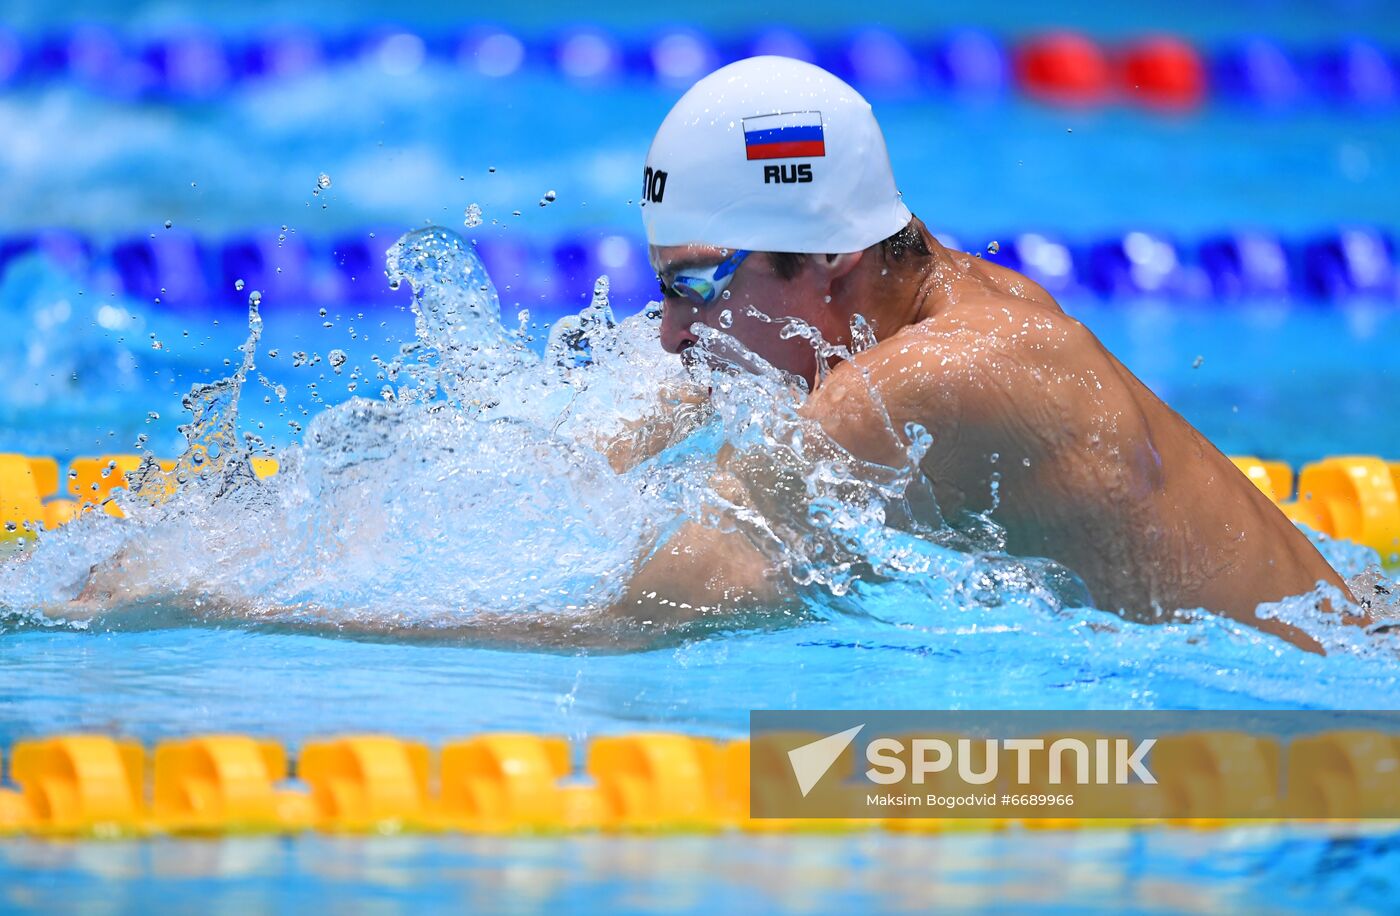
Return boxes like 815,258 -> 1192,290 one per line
617,520 -> 791,624
611,318 -> 1091,623
610,332 -> 1017,623
595,381 -> 711,473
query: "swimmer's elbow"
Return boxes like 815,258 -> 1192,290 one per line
620,522 -> 788,624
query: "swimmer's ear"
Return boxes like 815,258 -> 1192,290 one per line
817,250 -> 863,282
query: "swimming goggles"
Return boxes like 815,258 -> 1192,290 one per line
658,249 -> 750,306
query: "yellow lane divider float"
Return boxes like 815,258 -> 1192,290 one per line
0,731 -> 1395,837
1230,454 -> 1400,566
0,453 -> 279,539
6,453 -> 1399,564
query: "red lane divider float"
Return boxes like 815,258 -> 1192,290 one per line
1120,36 -> 1206,110
1016,32 -> 1113,106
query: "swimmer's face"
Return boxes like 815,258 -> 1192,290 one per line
649,243 -> 848,388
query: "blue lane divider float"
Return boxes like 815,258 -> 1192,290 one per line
1,24 -> 1396,110
0,228 -> 1395,316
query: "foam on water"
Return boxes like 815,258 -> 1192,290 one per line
0,227 -> 1396,690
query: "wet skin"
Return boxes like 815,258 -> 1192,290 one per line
626,218 -> 1359,651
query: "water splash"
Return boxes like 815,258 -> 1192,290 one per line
0,227 -> 1394,678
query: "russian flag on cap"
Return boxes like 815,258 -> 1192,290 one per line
743,110 -> 825,160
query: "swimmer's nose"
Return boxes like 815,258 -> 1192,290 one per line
659,299 -> 700,354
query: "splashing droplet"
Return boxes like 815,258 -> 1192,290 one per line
328,349 -> 348,372
464,203 -> 483,228
163,219 -> 173,229
718,309 -> 733,329
234,278 -> 245,291
317,172 -> 332,190
248,290 -> 262,307
986,240 -> 1000,255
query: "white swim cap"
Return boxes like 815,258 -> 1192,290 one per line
641,56 -> 911,255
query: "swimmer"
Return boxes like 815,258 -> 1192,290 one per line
615,56 -> 1360,651
68,57 -> 1361,654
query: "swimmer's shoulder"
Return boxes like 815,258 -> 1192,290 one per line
891,292 -> 1097,375
822,299 -> 1089,423
970,258 -> 1064,312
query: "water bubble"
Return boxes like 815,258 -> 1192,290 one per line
146,411 -> 160,422
248,290 -> 262,307
721,289 -> 732,300
388,278 -> 401,290
544,189 -> 557,202
1192,355 -> 1204,369
488,166 -> 496,173
163,219 -> 173,229
718,309 -> 733,329
317,173 -> 332,191
464,203 -> 483,228
986,240 -> 1000,255
327,349 -> 348,372
511,210 -> 522,217
268,349 -> 279,358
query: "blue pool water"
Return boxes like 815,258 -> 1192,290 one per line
1,1 -> 1399,912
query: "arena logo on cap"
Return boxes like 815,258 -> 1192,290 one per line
641,166 -> 668,204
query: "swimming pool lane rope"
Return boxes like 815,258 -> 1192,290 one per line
4,26 -> 1394,114
0,731 -> 1396,837
4,226 -> 1395,309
